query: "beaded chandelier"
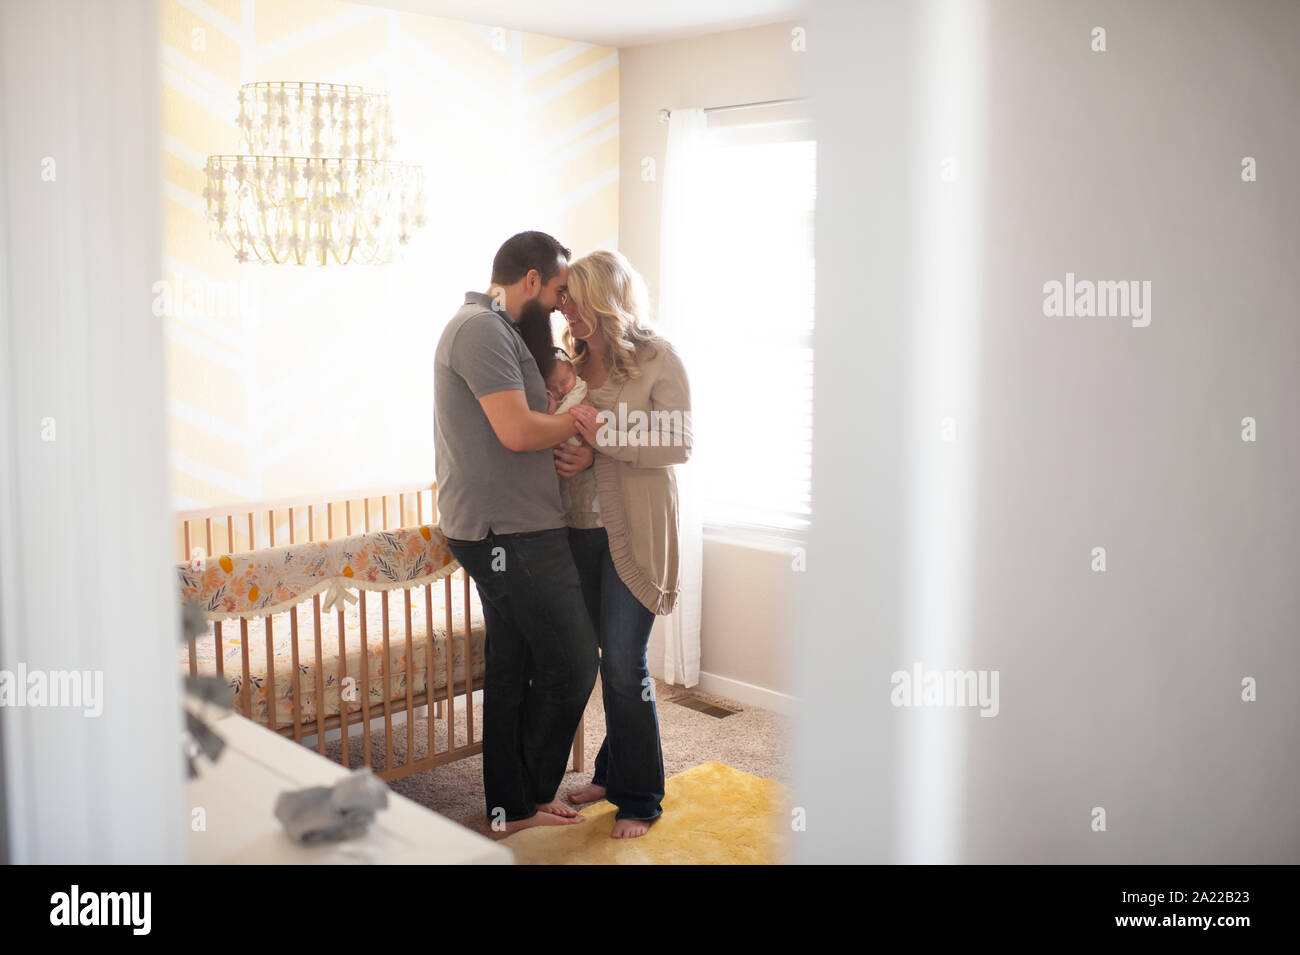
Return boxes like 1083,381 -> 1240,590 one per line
204,82 -> 426,265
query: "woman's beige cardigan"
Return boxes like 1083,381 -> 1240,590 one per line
563,335 -> 692,615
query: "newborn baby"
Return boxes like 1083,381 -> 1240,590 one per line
517,306 -> 581,423
545,349 -> 588,440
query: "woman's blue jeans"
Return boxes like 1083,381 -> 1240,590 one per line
568,526 -> 665,822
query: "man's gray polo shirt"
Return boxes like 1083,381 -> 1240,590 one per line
434,291 -> 564,540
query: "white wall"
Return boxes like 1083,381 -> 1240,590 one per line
619,21 -> 807,706
0,0 -> 185,863
797,0 -> 1300,863
160,2 -> 620,510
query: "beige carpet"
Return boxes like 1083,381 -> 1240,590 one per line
323,677 -> 790,845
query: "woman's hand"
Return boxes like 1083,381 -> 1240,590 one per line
554,441 -> 594,477
569,402 -> 601,445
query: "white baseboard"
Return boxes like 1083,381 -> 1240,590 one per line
676,670 -> 799,717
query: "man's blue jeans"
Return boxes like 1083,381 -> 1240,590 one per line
568,526 -> 665,822
445,528 -> 599,824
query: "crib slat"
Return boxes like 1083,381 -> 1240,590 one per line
268,509 -> 275,547
313,594 -> 326,756
226,515 -> 234,553
425,583 -> 434,754
265,614 -> 277,731
381,591 -> 393,770
404,589 -> 414,764
382,495 -> 389,530
290,607 -> 302,743
444,576 -> 454,754
327,501 -> 333,540
188,632 -> 198,677
307,504 -> 314,543
214,620 -> 224,678
248,513 -> 255,551
205,518 -> 213,560
463,572 -> 474,746
416,491 -> 423,526
183,521 -> 191,563
359,591 -> 373,768
338,605 -> 348,769
288,506 -> 295,544
364,497 -> 371,533
346,500 -> 352,536
240,618 -> 251,719
335,608 -> 351,764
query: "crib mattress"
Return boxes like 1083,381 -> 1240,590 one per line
181,581 -> 485,731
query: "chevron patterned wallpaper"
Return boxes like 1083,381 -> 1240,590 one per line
160,0 -> 619,511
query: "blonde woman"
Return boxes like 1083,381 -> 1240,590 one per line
552,249 -> 693,839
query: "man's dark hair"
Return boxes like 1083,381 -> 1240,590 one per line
491,231 -> 571,286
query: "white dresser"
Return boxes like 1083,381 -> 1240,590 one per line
185,707 -> 510,865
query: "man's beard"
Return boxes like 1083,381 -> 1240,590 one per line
516,297 -> 557,380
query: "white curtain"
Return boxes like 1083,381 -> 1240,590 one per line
0,0 -> 184,862
652,108 -> 708,687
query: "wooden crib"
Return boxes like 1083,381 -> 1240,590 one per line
176,481 -> 584,783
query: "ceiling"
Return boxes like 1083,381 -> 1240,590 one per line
361,0 -> 805,48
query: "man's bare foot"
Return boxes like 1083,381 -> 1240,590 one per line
566,783 -> 607,806
611,818 -> 651,839
495,810 -> 584,837
536,799 -> 580,818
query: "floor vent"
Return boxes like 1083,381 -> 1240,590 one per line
668,694 -> 741,718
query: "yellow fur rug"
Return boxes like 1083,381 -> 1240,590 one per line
501,761 -> 788,865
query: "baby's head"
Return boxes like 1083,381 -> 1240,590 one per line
546,348 -> 577,400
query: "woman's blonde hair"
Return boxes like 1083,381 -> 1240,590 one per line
563,249 -> 658,382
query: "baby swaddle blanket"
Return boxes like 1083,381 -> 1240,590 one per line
554,375 -> 587,443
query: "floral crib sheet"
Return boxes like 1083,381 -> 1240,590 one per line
180,577 -> 485,730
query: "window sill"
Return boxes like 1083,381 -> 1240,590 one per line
702,521 -> 807,554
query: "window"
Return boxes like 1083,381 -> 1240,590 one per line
687,106 -> 815,536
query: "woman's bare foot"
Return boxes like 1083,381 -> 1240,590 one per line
536,799 -> 580,818
610,818 -> 651,839
496,810 -> 584,837
566,783 -> 607,806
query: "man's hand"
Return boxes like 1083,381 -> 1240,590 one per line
554,441 -> 594,477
